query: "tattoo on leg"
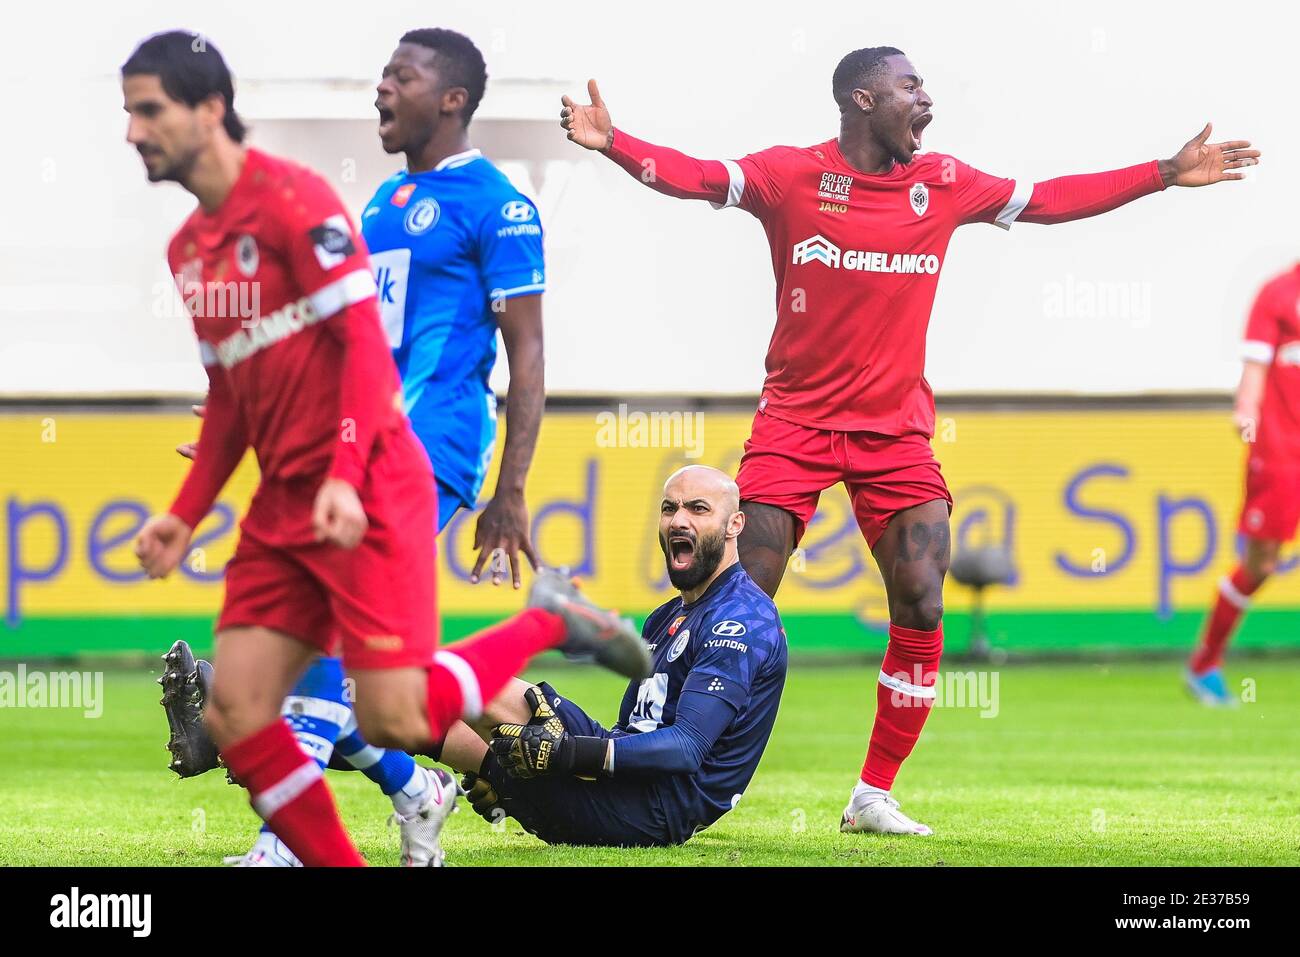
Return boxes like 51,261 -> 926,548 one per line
737,501 -> 796,599
896,521 -> 950,562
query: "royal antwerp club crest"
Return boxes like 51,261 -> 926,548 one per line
909,182 -> 929,217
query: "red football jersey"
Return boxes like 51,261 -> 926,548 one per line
607,128 -> 1162,437
1242,264 -> 1300,461
721,139 -> 1024,435
166,148 -> 408,530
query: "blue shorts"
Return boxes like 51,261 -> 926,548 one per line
480,682 -> 682,847
435,477 -> 469,533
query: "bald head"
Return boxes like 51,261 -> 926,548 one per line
658,465 -> 744,598
662,465 -> 740,515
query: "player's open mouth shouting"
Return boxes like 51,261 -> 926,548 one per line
376,101 -> 398,142
910,111 -> 932,152
667,531 -> 696,573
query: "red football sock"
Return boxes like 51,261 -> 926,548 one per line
425,608 -> 567,739
1189,565 -> 1262,675
222,720 -> 364,867
861,623 -> 944,791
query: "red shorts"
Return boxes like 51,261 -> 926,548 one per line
217,429 -> 439,670
1239,457 -> 1300,542
735,410 -> 952,548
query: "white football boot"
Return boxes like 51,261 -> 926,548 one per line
392,766 -> 459,867
840,786 -> 933,836
222,833 -> 303,867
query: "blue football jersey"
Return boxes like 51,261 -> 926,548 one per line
615,562 -> 788,832
360,149 -> 544,508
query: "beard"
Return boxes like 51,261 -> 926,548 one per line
140,143 -> 198,184
661,526 -> 727,593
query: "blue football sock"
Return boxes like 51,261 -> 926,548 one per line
335,713 -> 428,815
256,655 -> 350,839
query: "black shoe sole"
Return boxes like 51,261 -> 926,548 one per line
159,640 -> 221,777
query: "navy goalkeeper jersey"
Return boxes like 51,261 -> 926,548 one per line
614,562 -> 787,833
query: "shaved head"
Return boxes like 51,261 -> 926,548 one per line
662,465 -> 740,514
659,465 -> 744,598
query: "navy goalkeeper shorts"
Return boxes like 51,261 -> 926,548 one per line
479,682 -> 685,847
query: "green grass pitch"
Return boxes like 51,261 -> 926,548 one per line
3,659 -> 1298,866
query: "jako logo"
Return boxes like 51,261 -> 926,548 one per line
711,620 -> 747,637
791,234 -> 841,267
500,200 -> 536,222
50,887 -> 151,937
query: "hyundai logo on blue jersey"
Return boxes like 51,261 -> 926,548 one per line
500,200 -> 536,223
712,620 -> 747,637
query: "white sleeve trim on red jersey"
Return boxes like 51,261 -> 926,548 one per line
308,268 -> 378,320
994,179 -> 1034,230
198,341 -> 218,368
1241,339 -> 1275,364
710,159 -> 746,210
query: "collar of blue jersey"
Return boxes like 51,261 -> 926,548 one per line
415,148 -> 483,173
681,560 -> 744,609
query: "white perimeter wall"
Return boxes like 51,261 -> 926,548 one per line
0,0 -> 1293,396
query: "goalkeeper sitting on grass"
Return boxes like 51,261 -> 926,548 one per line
432,465 -> 788,847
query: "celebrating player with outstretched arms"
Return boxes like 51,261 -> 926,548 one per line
124,30 -> 649,867
561,47 -> 1259,836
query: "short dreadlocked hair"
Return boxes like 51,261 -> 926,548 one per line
832,46 -> 905,111
400,28 -> 488,125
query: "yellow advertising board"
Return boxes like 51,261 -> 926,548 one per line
1,407 -> 1296,656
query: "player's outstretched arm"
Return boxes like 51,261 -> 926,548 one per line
559,78 -> 613,152
1156,123 -> 1260,188
1011,124 -> 1260,227
561,79 -> 735,205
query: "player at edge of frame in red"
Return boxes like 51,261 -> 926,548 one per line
1187,263 -> 1300,706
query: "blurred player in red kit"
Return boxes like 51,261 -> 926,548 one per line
1187,264 -> 1300,706
561,46 -> 1259,835
123,30 -> 648,866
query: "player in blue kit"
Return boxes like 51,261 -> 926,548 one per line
364,28 -> 545,547
161,28 -> 549,867
430,465 -> 788,846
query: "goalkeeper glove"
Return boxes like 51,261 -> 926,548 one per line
460,771 -> 506,826
490,686 -> 609,779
